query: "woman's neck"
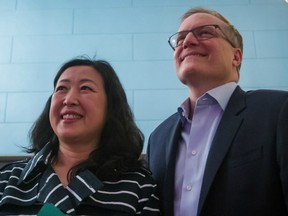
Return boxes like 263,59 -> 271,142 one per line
52,143 -> 94,187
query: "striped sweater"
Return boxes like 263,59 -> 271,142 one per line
0,143 -> 161,215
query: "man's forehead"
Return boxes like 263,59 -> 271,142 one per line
179,13 -> 224,30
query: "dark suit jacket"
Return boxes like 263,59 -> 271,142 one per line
147,86 -> 288,216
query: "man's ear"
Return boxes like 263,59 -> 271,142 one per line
232,48 -> 242,68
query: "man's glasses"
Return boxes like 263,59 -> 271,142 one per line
168,24 -> 235,50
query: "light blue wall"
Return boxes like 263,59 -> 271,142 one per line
0,0 -> 288,155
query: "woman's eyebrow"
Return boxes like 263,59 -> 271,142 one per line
57,78 -> 97,85
79,78 -> 97,85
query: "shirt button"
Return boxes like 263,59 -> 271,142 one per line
191,150 -> 197,156
186,185 -> 192,191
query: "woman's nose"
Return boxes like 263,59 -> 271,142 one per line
63,90 -> 79,106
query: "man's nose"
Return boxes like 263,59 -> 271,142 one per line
182,32 -> 199,48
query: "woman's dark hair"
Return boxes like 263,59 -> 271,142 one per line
28,57 -> 145,180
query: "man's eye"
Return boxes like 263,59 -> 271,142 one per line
176,34 -> 187,45
196,29 -> 214,38
176,38 -> 184,46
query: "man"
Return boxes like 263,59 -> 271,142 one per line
147,7 -> 288,216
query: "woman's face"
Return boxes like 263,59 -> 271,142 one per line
49,66 -> 107,147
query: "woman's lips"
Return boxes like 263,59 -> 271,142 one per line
62,114 -> 82,120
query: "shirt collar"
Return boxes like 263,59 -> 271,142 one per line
206,82 -> 237,110
178,82 -> 237,122
178,98 -> 190,123
18,142 -> 54,184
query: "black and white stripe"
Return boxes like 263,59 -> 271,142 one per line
0,143 -> 161,215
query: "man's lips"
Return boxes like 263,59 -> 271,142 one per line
180,52 -> 206,61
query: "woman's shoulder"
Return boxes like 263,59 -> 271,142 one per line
0,159 -> 29,175
121,166 -> 155,182
0,160 -> 29,191
91,166 -> 160,215
0,160 -> 29,196
102,166 -> 156,187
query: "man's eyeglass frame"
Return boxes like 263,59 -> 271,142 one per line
168,24 -> 235,50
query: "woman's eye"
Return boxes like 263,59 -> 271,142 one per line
55,86 -> 66,92
81,86 -> 93,91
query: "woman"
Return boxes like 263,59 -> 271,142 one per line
0,57 -> 161,215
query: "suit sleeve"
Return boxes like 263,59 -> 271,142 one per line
276,97 -> 288,210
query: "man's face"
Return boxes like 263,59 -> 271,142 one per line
173,13 -> 241,89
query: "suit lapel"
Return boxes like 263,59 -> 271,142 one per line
197,87 -> 246,215
162,114 -> 182,216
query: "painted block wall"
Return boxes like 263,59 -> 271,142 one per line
0,0 -> 287,155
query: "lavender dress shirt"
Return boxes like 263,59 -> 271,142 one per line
174,82 -> 237,216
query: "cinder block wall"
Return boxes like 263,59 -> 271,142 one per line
0,0 -> 287,155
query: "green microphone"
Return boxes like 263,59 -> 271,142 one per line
37,203 -> 67,216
